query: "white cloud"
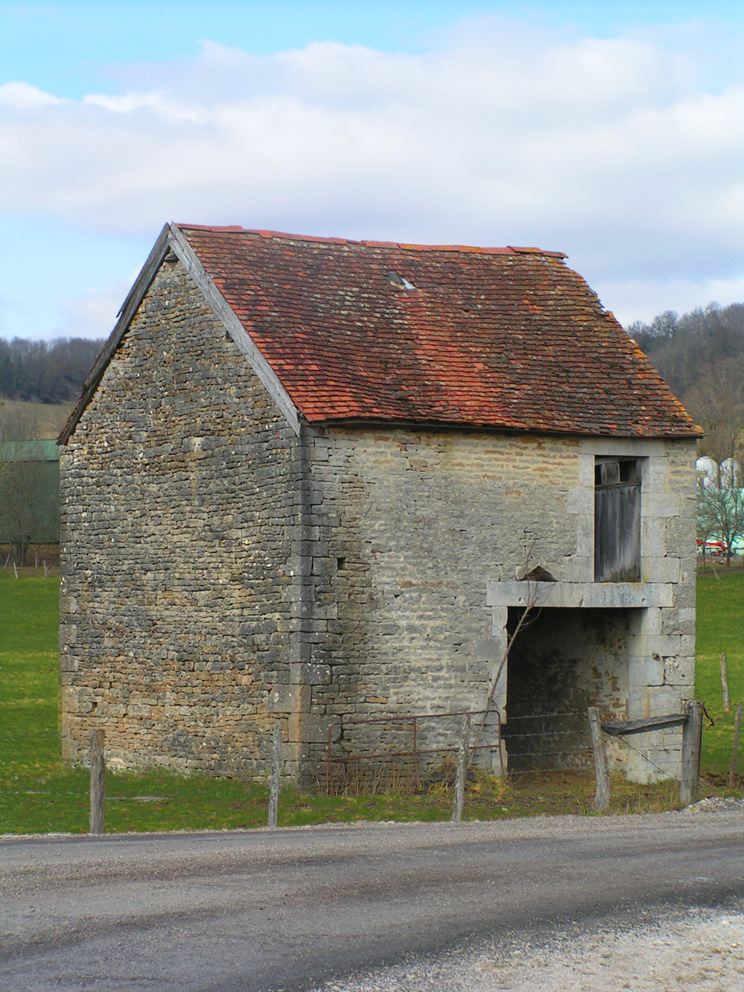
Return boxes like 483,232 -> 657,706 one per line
0,81 -> 63,108
55,282 -> 131,340
1,18 -> 744,321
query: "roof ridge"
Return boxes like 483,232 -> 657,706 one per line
174,223 -> 568,259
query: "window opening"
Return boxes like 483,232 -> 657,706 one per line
594,457 -> 641,582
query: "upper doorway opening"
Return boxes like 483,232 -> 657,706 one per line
594,457 -> 642,582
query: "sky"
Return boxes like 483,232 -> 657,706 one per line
2,1 -> 744,341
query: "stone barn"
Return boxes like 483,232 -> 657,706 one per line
59,223 -> 700,784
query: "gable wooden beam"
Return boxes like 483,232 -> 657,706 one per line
168,224 -> 300,435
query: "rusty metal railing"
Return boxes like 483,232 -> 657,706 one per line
324,706 -> 503,794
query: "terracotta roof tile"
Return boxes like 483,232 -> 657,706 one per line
177,224 -> 700,438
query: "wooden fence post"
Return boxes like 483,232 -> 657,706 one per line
411,717 -> 420,793
268,720 -> 281,830
729,702 -> 743,789
451,714 -> 470,824
326,723 -> 334,796
720,652 -> 731,713
588,707 -> 610,812
89,729 -> 105,835
680,700 -> 703,807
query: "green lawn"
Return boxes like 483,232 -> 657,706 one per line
0,569 -> 740,834
696,569 -> 744,778
0,572 -> 525,833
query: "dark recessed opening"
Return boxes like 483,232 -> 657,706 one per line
337,557 -> 346,570
385,270 -> 416,291
595,456 -> 642,582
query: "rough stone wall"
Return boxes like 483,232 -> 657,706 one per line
60,259 -> 300,776
299,428 -> 697,782
297,428 -> 588,772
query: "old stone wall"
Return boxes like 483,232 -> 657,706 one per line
297,428 -> 587,772
297,428 -> 697,781
60,259 -> 300,776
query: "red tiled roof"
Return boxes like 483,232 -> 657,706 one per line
177,225 -> 699,438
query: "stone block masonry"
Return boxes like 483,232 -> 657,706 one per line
296,428 -> 697,782
299,428 -> 587,771
60,260 -> 301,776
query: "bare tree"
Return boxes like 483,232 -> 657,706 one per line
0,400 -> 38,441
0,402 -> 35,478
697,459 -> 744,567
471,542 -> 543,759
0,336 -> 102,404
626,303 -> 744,441
686,360 -> 744,465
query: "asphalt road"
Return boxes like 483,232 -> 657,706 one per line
2,811 -> 744,992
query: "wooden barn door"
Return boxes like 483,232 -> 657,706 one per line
594,458 -> 641,582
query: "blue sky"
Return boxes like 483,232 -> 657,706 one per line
2,1 -> 744,340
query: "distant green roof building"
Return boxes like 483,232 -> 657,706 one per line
0,439 -> 58,462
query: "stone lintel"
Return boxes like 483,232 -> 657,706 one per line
486,580 -> 674,609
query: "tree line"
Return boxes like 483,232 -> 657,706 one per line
0,337 -> 103,405
627,301 -> 744,563
626,301 -> 744,464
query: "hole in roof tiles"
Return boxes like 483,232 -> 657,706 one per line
385,271 -> 416,291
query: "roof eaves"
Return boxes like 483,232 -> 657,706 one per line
304,414 -> 702,440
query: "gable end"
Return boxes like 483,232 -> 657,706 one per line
59,223 -> 301,444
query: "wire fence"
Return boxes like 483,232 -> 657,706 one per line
1,546 -> 58,575
501,710 -> 594,772
320,700 -> 715,808
322,706 -> 504,795
1,698 -> 725,835
321,707 -> 610,794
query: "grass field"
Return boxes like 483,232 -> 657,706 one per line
0,570 -> 740,834
0,399 -> 72,439
695,569 -> 744,778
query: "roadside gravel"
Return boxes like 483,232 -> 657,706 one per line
317,905 -> 744,992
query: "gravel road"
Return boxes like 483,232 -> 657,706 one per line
2,809 -> 744,991
316,903 -> 744,991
